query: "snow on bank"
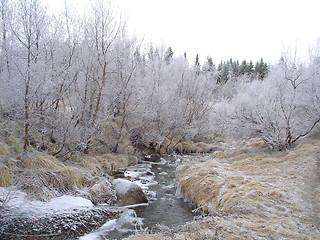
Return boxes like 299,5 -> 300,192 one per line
0,187 -> 93,215
0,187 -> 121,240
79,208 -> 144,240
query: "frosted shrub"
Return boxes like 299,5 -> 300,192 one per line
219,58 -> 320,150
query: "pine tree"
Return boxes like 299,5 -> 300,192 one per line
183,51 -> 188,60
194,54 -> 201,74
239,60 -> 247,75
256,58 -> 269,79
134,47 -> 141,62
148,45 -> 154,60
203,56 -> 215,72
164,46 -> 174,65
231,60 -> 240,77
207,56 -> 214,69
248,60 -> 254,77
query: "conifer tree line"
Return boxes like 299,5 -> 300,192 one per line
216,58 -> 269,83
0,0 -> 319,155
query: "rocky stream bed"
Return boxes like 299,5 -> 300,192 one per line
0,155 -> 199,240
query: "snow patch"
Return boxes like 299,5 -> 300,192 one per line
113,179 -> 139,195
0,187 -> 93,215
79,208 -> 143,239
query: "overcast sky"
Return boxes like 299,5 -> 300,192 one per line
46,0 -> 320,64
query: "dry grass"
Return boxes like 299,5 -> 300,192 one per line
0,121 -> 137,203
19,153 -> 65,170
117,137 -> 136,155
0,143 -> 10,155
126,234 -> 165,240
8,153 -> 91,200
77,155 -> 103,174
17,165 -> 88,200
156,132 -> 216,154
100,154 -> 131,170
0,165 -> 12,187
74,153 -> 138,175
127,137 -> 320,239
57,166 -> 86,189
194,142 -> 215,153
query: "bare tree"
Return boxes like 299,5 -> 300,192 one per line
218,52 -> 320,150
3,0 -> 49,151
84,0 -> 123,126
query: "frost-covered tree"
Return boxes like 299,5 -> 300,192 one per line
164,46 -> 174,65
0,0 -> 50,151
216,51 -> 320,150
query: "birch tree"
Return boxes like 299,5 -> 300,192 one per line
1,0 -> 49,151
218,52 -> 320,150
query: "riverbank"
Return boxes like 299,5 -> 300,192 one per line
0,193 -> 122,240
126,136 -> 320,239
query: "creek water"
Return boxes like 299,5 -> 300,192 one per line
80,155 -> 200,240
133,157 -> 200,231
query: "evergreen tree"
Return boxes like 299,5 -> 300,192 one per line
148,45 -> 154,60
154,48 -> 160,60
230,59 -> 240,77
183,51 -> 188,60
194,54 -> 201,74
203,56 -> 215,72
164,46 -> 174,65
247,60 -> 254,77
134,47 -> 141,62
255,58 -> 269,80
217,61 -> 230,84
239,60 -> 247,75
207,56 -> 214,69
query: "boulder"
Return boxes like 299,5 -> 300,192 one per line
87,179 -> 117,205
113,179 -> 148,206
144,154 -> 161,162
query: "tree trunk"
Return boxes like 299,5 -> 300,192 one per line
23,84 -> 30,151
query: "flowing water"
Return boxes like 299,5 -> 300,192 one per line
80,155 -> 200,240
133,157 -> 200,231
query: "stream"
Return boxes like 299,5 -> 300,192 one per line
80,155 -> 201,240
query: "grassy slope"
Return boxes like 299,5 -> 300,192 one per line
127,136 -> 320,239
0,137 -> 138,202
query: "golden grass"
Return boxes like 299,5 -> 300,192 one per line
157,132 -> 216,154
0,143 -> 10,155
12,153 -> 93,200
18,165 -> 88,200
128,137 -> 320,239
75,153 -> 137,174
117,138 -> 136,155
126,234 -> 165,240
194,142 -> 215,153
57,166 -> 85,189
9,142 -> 23,155
0,165 -> 12,187
20,153 -> 65,170
101,153 -> 130,170
5,135 -> 20,146
0,123 -> 139,203
78,155 -> 103,174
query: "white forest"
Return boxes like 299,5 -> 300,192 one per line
0,0 -> 319,239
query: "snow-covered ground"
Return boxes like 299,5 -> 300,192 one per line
0,187 -> 121,239
0,187 -> 93,215
79,207 -> 144,240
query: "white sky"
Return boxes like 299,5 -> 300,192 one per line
45,0 -> 320,64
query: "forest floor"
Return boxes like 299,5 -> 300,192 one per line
126,135 -> 320,240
